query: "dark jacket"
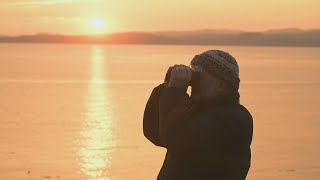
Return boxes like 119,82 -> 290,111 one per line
143,83 -> 253,180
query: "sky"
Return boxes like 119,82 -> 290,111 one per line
0,0 -> 319,35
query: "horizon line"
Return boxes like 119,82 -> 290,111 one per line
1,27 -> 320,37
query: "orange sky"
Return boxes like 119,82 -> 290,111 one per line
1,0 -> 319,35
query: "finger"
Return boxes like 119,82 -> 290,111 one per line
173,64 -> 186,68
173,65 -> 180,69
165,66 -> 174,79
180,67 -> 188,80
177,67 -> 184,80
187,68 -> 192,81
174,67 -> 181,80
167,66 -> 174,72
170,68 -> 178,81
183,68 -> 189,80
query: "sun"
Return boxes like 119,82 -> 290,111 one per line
91,19 -> 105,32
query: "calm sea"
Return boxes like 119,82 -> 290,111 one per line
0,43 -> 320,180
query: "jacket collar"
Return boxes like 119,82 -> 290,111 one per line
192,91 -> 240,109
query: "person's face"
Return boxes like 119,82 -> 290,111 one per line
189,64 -> 204,101
190,64 -> 223,102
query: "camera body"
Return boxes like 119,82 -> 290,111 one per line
165,67 -> 201,87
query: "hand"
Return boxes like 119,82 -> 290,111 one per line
164,66 -> 175,87
167,64 -> 192,92
164,64 -> 189,87
164,64 -> 186,87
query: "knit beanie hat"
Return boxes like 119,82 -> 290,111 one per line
190,50 -> 240,90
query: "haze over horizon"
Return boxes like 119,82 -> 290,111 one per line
1,27 -> 319,37
1,28 -> 320,47
1,0 -> 319,36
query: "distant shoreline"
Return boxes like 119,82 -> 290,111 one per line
1,28 -> 320,47
1,41 -> 320,48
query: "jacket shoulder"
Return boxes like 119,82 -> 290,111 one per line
202,104 -> 253,134
205,103 -> 252,118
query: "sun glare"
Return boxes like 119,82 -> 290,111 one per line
91,19 -> 105,33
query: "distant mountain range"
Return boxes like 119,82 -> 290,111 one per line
1,28 -> 320,47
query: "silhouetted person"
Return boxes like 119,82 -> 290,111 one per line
143,50 -> 253,180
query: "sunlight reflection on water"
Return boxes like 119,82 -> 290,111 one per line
79,46 -> 116,180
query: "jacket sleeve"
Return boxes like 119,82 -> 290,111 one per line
158,87 -> 220,163
143,83 -> 166,147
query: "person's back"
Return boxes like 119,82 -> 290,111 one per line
143,50 -> 254,180
158,96 -> 253,180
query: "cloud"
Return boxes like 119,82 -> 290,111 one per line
2,0 -> 101,7
39,16 -> 89,23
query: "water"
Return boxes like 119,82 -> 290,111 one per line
0,43 -> 320,180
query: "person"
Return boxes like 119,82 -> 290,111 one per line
143,50 -> 253,180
